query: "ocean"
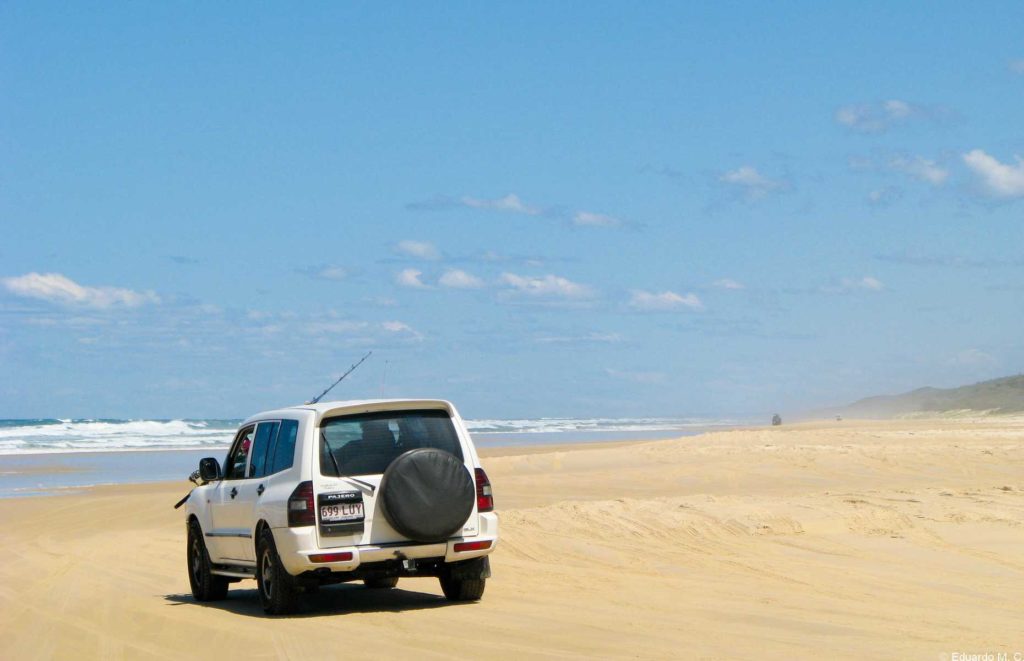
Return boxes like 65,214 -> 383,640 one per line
0,416 -> 739,497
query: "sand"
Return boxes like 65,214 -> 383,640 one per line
0,419 -> 1021,659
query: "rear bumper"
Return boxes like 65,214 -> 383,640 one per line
273,512 -> 499,576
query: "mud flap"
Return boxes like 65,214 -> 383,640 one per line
448,556 -> 491,580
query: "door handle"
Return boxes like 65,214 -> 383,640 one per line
257,484 -> 265,496
229,487 -> 238,499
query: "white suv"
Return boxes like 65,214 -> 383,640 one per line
183,399 -> 497,614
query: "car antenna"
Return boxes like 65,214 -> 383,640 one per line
306,351 -> 373,404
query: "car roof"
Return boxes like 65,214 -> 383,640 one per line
241,398 -> 455,426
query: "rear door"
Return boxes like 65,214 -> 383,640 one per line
313,408 -> 476,549
234,419 -> 301,561
208,425 -> 256,562
228,420 -> 280,562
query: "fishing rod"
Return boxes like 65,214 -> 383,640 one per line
306,351 -> 373,404
174,351 -> 374,509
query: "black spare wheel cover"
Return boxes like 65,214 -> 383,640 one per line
378,448 -> 475,543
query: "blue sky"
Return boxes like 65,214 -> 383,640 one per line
2,2 -> 1023,419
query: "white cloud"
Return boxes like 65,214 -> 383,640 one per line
24,315 -> 108,328
318,266 -> 348,280
499,272 -> 593,298
572,211 -> 621,227
395,268 -> 429,289
835,99 -> 929,133
307,319 -> 423,342
888,155 -> 949,185
1009,59 -> 1024,74
438,269 -> 484,289
1,272 -> 160,309
410,193 -> 628,229
629,289 -> 703,311
835,106 -> 877,131
855,276 -> 884,291
395,240 -> 440,260
381,321 -> 412,333
822,276 -> 885,294
883,99 -> 912,118
719,166 -> 785,199
962,149 -> 1024,198
382,320 -> 423,340
712,278 -> 745,290
461,193 -> 541,215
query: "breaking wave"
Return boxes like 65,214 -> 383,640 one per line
0,419 -> 240,455
464,417 -> 736,435
0,416 -> 738,455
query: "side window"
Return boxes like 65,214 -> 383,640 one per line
268,419 -> 299,475
248,421 -> 279,479
225,425 -> 255,480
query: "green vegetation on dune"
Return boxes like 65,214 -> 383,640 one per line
835,375 -> 1024,418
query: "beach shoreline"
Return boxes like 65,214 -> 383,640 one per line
0,427 -> 730,499
0,418 -> 1020,659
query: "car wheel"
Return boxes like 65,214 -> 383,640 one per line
256,528 -> 300,615
363,576 -> 399,589
439,575 -> 486,601
187,520 -> 229,601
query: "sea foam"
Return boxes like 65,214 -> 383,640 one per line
0,416 -> 737,455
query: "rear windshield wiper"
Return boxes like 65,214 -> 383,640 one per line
340,476 -> 376,495
321,431 -> 344,476
321,432 -> 376,494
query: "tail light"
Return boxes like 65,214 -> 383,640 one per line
288,481 -> 315,527
454,540 -> 492,553
474,467 -> 493,512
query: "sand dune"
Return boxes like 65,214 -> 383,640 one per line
0,419 -> 1021,659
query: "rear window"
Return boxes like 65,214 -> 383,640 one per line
319,409 -> 464,477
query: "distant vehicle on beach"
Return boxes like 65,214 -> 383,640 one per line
771,414 -> 782,426
181,399 -> 497,615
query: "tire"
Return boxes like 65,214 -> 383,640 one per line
439,575 -> 486,601
256,528 -> 300,615
187,520 -> 229,601
363,576 -> 399,589
378,448 -> 476,543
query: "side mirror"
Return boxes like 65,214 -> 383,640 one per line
199,457 -> 222,482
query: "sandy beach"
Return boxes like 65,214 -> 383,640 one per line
0,419 -> 1021,660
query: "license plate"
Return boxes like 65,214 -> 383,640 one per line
320,501 -> 364,523
318,490 -> 364,533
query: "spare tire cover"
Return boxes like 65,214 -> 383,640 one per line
378,448 -> 475,543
